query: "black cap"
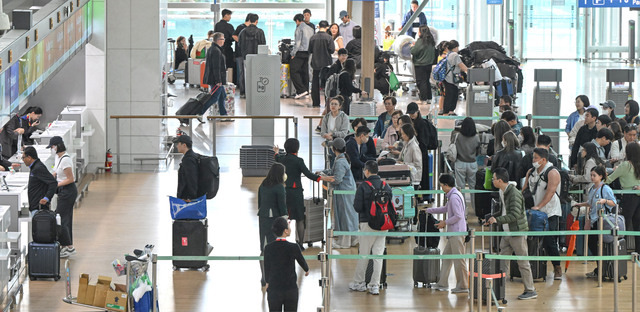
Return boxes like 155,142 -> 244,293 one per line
406,102 -> 419,114
173,135 -> 192,145
46,136 -> 63,148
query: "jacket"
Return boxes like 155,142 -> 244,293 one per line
400,137 -> 423,182
426,187 -> 466,232
213,19 -> 235,67
345,39 -> 380,69
308,31 -> 335,70
275,153 -> 320,189
320,111 -> 350,139
190,39 -> 212,59
346,137 -> 376,181
177,149 -> 199,200
353,175 -> 392,223
412,116 -> 430,152
401,10 -> 427,38
570,124 -> 597,167
338,71 -> 362,99
28,158 -> 57,211
257,183 -> 287,218
492,182 -> 529,232
345,133 -> 377,159
374,112 -> 391,138
491,149 -> 523,188
410,39 -> 435,66
381,125 -> 398,150
238,24 -> 266,59
203,44 -> 226,86
292,22 -> 314,55
233,24 -> 248,58
1,115 -> 40,158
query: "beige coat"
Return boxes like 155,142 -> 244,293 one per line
400,136 -> 423,183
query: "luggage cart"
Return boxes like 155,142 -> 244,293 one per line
606,69 -> 634,116
532,69 -> 562,151
62,260 -> 109,311
466,68 -> 496,127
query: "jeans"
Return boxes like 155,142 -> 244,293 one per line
500,236 -> 535,292
414,65 -> 433,101
201,86 -> 227,116
443,80 -> 459,114
353,223 -> 387,286
542,215 -> 561,266
290,52 -> 310,95
56,184 -> 77,246
311,68 -> 321,107
236,56 -> 245,95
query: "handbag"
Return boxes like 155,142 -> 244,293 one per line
483,168 -> 493,190
446,133 -> 459,163
169,195 -> 207,220
389,72 -> 400,91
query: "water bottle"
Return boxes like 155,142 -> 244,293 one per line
56,214 -> 61,226
16,134 -> 22,156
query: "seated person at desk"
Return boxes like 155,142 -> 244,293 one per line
345,118 -> 377,159
0,106 -> 43,159
346,126 -> 376,181
22,146 -> 57,213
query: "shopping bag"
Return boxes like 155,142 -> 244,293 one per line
483,168 -> 493,190
389,72 -> 400,91
169,195 -> 207,220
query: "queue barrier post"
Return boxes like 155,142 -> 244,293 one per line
485,278 -> 493,312
633,252 -> 638,312
598,211 -> 604,287
476,252 -> 483,312
152,253 -> 158,312
469,229 -> 476,312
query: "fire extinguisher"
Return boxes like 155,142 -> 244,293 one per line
105,149 -> 113,172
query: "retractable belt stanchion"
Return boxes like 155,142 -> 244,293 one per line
476,251 -> 483,312
469,229 -> 476,312
633,252 -> 638,312
598,211 -> 603,287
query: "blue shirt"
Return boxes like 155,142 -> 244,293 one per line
587,183 -> 616,222
565,111 -> 581,133
401,10 -> 427,38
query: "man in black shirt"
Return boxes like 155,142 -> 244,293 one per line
303,8 -> 315,32
174,135 -> 199,201
23,147 -> 57,212
264,217 -> 309,312
308,20 -> 334,107
570,108 -> 598,168
238,14 -> 267,98
214,9 -> 235,70
232,14 -> 251,97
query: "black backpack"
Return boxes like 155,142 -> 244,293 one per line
32,208 -> 57,244
197,154 -> 220,199
365,181 -> 397,231
424,117 -> 438,150
539,166 -> 571,205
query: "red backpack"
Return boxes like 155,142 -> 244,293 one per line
365,181 -> 397,231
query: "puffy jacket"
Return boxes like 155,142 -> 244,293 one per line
238,25 -> 266,59
493,182 -> 529,232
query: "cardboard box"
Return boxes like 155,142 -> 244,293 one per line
92,276 -> 112,307
85,285 -> 96,305
105,284 -> 128,312
77,274 -> 90,305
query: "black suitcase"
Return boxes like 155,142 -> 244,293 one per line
365,247 -> 387,288
603,238 -> 628,282
28,241 -> 60,281
413,247 -> 440,287
32,209 -> 57,244
176,92 -> 210,125
415,210 -> 440,248
473,256 -> 507,304
172,219 -> 212,270
510,236 -> 547,281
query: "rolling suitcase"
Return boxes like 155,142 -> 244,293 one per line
413,247 -> 440,287
603,238 -> 628,282
172,219 -> 213,270
187,58 -> 204,87
303,182 -> 325,247
350,100 -> 376,117
473,256 -> 506,304
415,210 -> 440,248
32,208 -> 57,244
378,164 -> 412,186
28,241 -> 60,281
510,236 -> 547,281
365,247 -> 387,288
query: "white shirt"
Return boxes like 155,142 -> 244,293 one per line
328,114 -> 337,132
54,153 -> 74,183
528,162 -> 562,218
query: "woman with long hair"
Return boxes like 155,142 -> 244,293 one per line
411,25 -> 436,105
338,59 -> 367,115
607,142 -> 640,251
454,117 -> 481,191
491,131 -> 523,188
329,23 -> 344,55
175,36 -> 188,70
624,100 -> 640,125
610,121 -> 624,141
434,41 -> 449,113
519,126 -> 536,155
398,124 -> 423,183
572,142 -> 605,191
489,120 -> 512,157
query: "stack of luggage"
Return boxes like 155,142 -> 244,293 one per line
29,207 -> 61,281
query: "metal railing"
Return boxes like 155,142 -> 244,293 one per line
109,115 -> 298,173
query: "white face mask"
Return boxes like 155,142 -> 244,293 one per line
51,146 -> 57,154
283,173 -> 288,182
532,161 -> 541,169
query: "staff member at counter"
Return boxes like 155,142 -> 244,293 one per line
0,106 -> 43,159
22,146 -> 57,213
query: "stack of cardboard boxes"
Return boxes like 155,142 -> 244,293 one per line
77,274 -> 128,311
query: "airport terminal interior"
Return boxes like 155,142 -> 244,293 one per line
0,0 -> 637,311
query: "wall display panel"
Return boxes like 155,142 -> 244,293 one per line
18,50 -> 32,95
8,63 -> 19,113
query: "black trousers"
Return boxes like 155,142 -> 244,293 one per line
588,220 -> 600,272
414,65 -> 432,101
443,80 -> 459,114
622,194 -> 640,250
259,216 -> 277,252
290,52 -> 310,95
236,57 -> 245,95
542,215 -> 561,266
267,287 -> 299,312
341,96 -> 351,115
56,184 -> 78,246
311,68 -> 321,107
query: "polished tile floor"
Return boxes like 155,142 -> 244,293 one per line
16,60 -> 640,311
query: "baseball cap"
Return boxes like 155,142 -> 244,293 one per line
46,136 -> 63,148
339,10 -> 348,18
600,100 -> 616,109
406,102 -> 419,115
331,138 -> 346,150
173,135 -> 192,145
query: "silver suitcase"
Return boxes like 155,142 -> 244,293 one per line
187,58 -> 204,87
303,182 -> 325,246
350,100 -> 376,116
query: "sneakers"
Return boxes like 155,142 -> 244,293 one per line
60,247 -> 76,258
368,285 -> 380,295
315,126 -> 322,133
451,288 -> 469,293
518,291 -> 538,300
295,91 -> 309,99
585,270 -> 598,278
554,265 -> 563,280
432,284 -> 449,292
348,281 -> 367,292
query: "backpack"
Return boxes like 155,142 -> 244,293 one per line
365,181 -> 397,231
32,208 -> 57,244
424,117 -> 438,150
324,71 -> 341,99
539,166 -> 571,205
432,53 -> 454,82
196,154 -> 220,199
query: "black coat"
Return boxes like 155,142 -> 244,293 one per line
309,31 -> 334,70
233,24 -> 247,58
491,149 -> 523,188
177,149 -> 199,200
203,44 -> 226,86
238,25 -> 266,59
570,124 -> 597,168
0,115 -> 40,159
346,137 -> 376,181
214,20 -> 235,68
28,159 -> 57,211
354,175 -> 391,223
274,153 -> 320,220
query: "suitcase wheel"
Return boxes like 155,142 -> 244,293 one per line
414,282 -> 418,288
172,266 -> 178,271
29,275 -> 35,281
54,275 -> 60,281
624,275 -> 628,280
510,277 -> 513,281
502,299 -> 508,304
203,264 -> 210,271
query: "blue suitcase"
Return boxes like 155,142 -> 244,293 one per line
495,78 -> 514,97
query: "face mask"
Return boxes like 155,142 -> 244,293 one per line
518,135 -> 524,144
532,161 -> 541,169
283,173 -> 288,181
502,141 -> 507,148
51,146 -> 57,154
